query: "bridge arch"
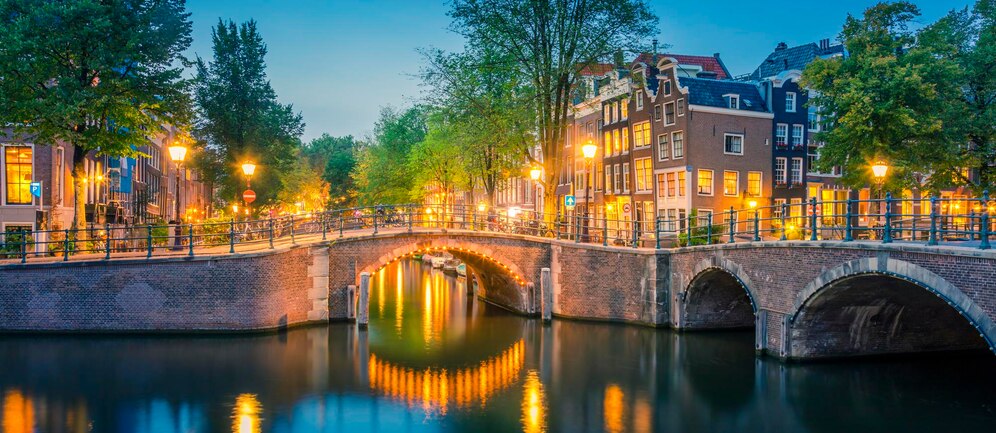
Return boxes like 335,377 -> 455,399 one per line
681,256 -> 758,329
352,236 -> 539,314
787,257 -> 995,359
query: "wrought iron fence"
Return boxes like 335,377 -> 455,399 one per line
0,191 -> 992,264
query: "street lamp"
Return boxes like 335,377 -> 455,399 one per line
241,161 -> 257,218
168,142 -> 188,250
871,160 -> 889,230
581,140 -> 597,241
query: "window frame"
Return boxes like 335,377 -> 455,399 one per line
636,91 -> 644,110
664,102 -> 676,125
723,170 -> 739,197
671,131 -> 684,159
676,98 -> 685,116
723,133 -> 744,156
3,144 -> 35,206
775,123 -> 789,147
697,169 -> 714,196
775,157 -> 787,184
786,92 -> 797,113
657,134 -> 669,161
747,171 -> 762,197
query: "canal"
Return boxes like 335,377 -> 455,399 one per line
0,259 -> 994,432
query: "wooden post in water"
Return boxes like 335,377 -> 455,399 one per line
540,268 -> 553,323
357,272 -> 370,327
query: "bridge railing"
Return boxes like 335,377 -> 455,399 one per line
0,192 -> 992,264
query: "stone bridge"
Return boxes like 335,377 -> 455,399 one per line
1,229 -> 994,360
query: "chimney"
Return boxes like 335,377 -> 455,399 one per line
775,42 -> 788,51
819,38 -> 829,51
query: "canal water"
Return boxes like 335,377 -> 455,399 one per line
1,259 -> 995,433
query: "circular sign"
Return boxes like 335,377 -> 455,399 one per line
623,203 -> 632,214
243,189 -> 257,204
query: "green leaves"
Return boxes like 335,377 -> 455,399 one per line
803,0 -> 995,194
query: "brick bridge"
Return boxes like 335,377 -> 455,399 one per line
1,229 -> 994,360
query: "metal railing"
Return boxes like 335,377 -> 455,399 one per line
0,192 -> 992,264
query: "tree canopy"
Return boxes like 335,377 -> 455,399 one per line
0,0 -> 194,229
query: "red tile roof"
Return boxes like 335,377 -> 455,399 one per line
631,52 -> 731,80
577,63 -> 615,76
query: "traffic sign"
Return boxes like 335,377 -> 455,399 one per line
243,189 -> 257,204
564,195 -> 576,208
29,182 -> 41,198
623,203 -> 632,214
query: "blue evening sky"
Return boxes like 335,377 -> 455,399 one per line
185,0 -> 973,142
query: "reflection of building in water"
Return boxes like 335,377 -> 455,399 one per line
2,389 -> 35,433
232,393 -> 262,433
368,340 -> 525,415
521,370 -> 547,433
604,384 -> 625,433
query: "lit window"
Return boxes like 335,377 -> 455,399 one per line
622,128 -> 629,153
604,105 -> 611,124
747,171 -> 762,196
633,122 -> 651,148
657,173 -> 668,197
786,92 -> 797,112
612,129 -> 620,154
697,169 -> 713,195
603,131 -> 611,155
724,134 -> 743,155
5,146 -> 33,205
635,158 -> 652,191
677,171 -> 686,196
620,99 -> 628,120
723,171 -> 739,196
623,163 -> 630,192
665,172 -> 675,197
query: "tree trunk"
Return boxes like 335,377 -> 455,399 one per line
70,144 -> 88,238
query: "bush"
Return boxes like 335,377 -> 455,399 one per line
676,210 -> 725,246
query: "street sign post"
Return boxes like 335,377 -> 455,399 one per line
564,195 -> 576,209
243,189 -> 256,204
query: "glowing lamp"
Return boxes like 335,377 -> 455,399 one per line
241,161 -> 257,177
529,167 -> 541,181
477,202 -> 486,212
748,200 -> 758,209
871,161 -> 888,179
582,142 -> 597,159
167,144 -> 187,162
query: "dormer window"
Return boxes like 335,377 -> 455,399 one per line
726,94 -> 740,110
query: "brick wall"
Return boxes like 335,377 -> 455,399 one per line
0,246 -> 323,332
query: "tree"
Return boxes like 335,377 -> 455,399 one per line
303,133 -> 359,207
0,0 -> 193,231
420,46 -> 535,206
277,148 -> 329,213
406,113 -> 469,206
803,1 -> 994,193
194,19 -> 304,213
448,0 -> 657,220
352,106 -> 428,205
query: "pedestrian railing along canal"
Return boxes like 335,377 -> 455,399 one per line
1,192 -> 993,264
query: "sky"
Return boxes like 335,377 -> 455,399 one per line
185,0 -> 975,143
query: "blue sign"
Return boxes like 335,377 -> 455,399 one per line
29,182 -> 41,198
564,195 -> 576,208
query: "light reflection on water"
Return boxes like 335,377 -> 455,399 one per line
0,259 -> 995,432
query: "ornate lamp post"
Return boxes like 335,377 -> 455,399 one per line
581,140 -> 597,241
872,160 -> 889,227
529,167 -> 542,226
167,143 -> 188,250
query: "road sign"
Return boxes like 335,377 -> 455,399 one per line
623,203 -> 632,214
29,182 -> 41,198
564,195 -> 576,208
243,189 -> 257,204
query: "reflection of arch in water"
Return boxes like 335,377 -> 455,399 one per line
367,339 -> 525,414
679,331 -> 756,414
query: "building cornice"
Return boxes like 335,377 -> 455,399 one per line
688,104 -> 774,119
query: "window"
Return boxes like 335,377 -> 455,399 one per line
728,95 -> 739,109
663,80 -> 672,96
773,199 -> 787,219
697,169 -> 714,195
657,134 -> 669,160
723,171 -> 739,196
791,125 -> 804,147
775,157 -> 787,184
611,102 -> 618,123
603,131 -> 611,155
605,165 -> 612,195
786,92 -> 797,112
633,122 -> 651,148
604,104 -> 611,124
677,98 -> 685,116
636,91 -> 644,110
622,163 -> 630,192
620,100 -> 628,120
635,158 -> 652,192
664,102 -> 675,125
612,129 -> 621,154
775,124 -> 788,146
654,105 -> 662,121
622,127 -> 629,153
657,174 -> 667,197
808,147 -> 820,174
4,146 -> 33,205
665,172 -> 675,197
613,164 -> 622,193
808,107 -> 820,131
677,171 -> 686,196
596,162 -> 604,191
724,134 -> 744,155
747,171 -> 762,196
791,158 -> 803,184
672,131 -> 684,159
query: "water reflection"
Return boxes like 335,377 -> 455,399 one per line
0,259 -> 993,432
